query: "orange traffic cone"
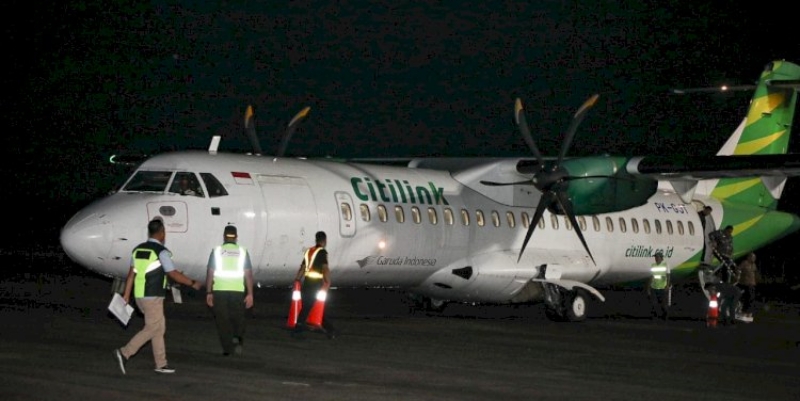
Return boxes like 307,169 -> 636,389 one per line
306,290 -> 327,328
286,281 -> 302,328
707,292 -> 719,328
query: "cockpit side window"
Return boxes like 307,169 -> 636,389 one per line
200,173 -> 228,197
122,171 -> 173,192
169,172 -> 204,197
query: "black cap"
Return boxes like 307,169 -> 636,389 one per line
224,225 -> 237,238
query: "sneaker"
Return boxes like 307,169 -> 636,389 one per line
233,337 -> 243,355
114,349 -> 127,375
154,365 -> 176,374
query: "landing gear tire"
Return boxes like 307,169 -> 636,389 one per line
424,297 -> 448,313
543,284 -> 588,322
404,293 -> 448,314
564,290 -> 588,322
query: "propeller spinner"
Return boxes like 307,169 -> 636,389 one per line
482,94 -> 600,265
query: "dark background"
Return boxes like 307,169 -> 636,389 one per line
4,1 -> 800,282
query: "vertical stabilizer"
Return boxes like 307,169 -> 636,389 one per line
709,60 -> 800,209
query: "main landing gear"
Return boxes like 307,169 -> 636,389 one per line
543,283 -> 589,322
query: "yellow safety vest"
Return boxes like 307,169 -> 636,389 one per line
212,243 -> 247,292
650,261 -> 670,290
304,246 -> 324,280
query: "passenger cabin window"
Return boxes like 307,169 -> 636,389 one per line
688,221 -> 695,235
578,216 -> 586,232
606,216 -> 614,232
200,173 -> 228,197
506,212 -> 515,228
123,171 -> 172,192
411,206 -> 422,224
655,219 -> 662,234
461,209 -> 470,226
551,214 -> 559,230
666,220 -> 673,235
592,216 -> 600,232
394,205 -> 405,223
340,203 -> 353,221
360,204 -> 370,222
428,207 -> 438,225
444,208 -> 454,225
619,217 -> 627,233
491,211 -> 500,227
538,216 -> 545,229
378,205 -> 388,222
643,219 -> 651,234
677,220 -> 684,235
521,212 -> 530,228
169,172 -> 204,197
476,210 -> 485,227
631,218 -> 639,233
565,216 -> 572,231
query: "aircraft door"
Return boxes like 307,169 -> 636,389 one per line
334,191 -> 356,238
258,175 -> 318,281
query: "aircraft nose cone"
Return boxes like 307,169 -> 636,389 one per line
60,211 -> 113,271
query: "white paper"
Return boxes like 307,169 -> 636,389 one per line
171,286 -> 183,304
108,293 -> 135,326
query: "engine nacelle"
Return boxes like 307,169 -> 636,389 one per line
560,156 -> 657,215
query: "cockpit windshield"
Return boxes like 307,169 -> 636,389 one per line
121,171 -> 173,192
168,172 -> 204,197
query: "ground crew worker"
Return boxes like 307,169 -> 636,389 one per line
710,225 -> 735,282
647,251 -> 671,320
205,225 -> 254,356
114,218 -> 202,375
716,280 -> 742,326
291,231 -> 336,339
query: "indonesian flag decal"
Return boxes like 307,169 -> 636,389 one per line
232,172 -> 253,185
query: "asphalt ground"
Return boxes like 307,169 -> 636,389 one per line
1,249 -> 798,401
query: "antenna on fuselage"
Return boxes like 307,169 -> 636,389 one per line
208,135 -> 221,154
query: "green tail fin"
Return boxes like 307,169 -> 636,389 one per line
711,60 -> 800,209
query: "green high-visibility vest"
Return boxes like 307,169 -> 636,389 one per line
650,261 -> 670,290
132,242 -> 168,298
212,243 -> 247,292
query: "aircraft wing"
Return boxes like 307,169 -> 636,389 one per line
626,154 -> 800,180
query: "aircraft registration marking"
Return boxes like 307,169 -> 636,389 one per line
653,202 -> 689,214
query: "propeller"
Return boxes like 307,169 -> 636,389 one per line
277,106 -> 311,158
482,94 -> 600,265
243,105 -> 312,157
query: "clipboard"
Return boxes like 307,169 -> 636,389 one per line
108,293 -> 135,326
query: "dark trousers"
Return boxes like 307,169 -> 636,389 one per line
294,279 -> 334,333
737,285 -> 756,314
212,291 -> 245,354
649,289 -> 669,319
719,294 -> 738,324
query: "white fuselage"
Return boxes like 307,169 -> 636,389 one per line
61,151 -> 711,303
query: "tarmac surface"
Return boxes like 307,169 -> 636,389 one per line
1,248 -> 798,401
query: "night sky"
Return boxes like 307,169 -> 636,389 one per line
5,1 -> 800,276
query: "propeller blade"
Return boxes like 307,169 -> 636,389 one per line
518,191 -> 556,263
479,180 -> 533,187
514,98 -> 545,169
555,191 -> 596,266
277,106 -> 311,158
244,105 -> 263,155
557,94 -> 599,165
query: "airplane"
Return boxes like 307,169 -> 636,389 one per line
60,60 -> 800,322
